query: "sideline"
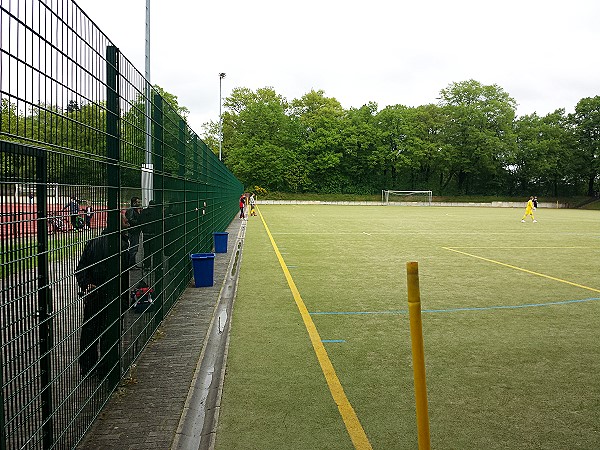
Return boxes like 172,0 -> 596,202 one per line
257,207 -> 373,450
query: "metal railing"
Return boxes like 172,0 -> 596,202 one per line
0,1 -> 243,448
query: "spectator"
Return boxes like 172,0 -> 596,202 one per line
75,227 -> 129,378
125,197 -> 143,267
239,194 -> 246,219
140,200 -> 162,272
63,196 -> 81,231
82,201 -> 94,229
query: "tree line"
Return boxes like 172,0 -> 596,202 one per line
203,79 -> 600,197
2,79 -> 599,198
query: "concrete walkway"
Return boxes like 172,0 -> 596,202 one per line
77,218 -> 246,450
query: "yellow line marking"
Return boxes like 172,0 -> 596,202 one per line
443,247 -> 600,293
257,207 -> 373,450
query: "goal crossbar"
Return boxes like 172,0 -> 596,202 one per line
382,190 -> 432,205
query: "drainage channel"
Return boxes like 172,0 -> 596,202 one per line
172,220 -> 246,450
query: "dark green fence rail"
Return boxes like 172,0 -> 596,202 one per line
0,1 -> 243,448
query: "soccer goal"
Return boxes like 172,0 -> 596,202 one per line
382,190 -> 433,206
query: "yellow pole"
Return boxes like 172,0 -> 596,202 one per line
406,261 -> 431,450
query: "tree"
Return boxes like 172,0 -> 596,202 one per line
119,84 -> 192,180
438,80 -> 517,194
0,99 -> 22,140
152,85 -> 189,119
66,100 -> 80,114
538,110 -> 577,197
406,104 -> 449,191
571,96 -> 600,196
513,113 -> 543,193
224,87 -> 303,190
290,90 -> 345,192
374,104 -> 414,190
341,102 -> 382,193
513,110 -> 576,196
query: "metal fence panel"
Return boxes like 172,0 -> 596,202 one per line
0,1 -> 243,448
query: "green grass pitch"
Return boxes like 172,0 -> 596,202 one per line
216,205 -> 600,450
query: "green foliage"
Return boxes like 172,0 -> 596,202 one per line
571,96 -> 600,196
1,99 -> 20,138
253,186 -> 268,196
4,75 -> 598,199
213,81 -> 599,198
223,87 -> 306,192
1,84 -> 208,192
513,110 -> 576,197
437,80 -> 517,194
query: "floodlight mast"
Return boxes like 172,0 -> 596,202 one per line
145,0 -> 151,166
219,73 -> 226,161
142,0 -> 154,207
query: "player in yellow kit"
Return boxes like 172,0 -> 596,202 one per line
521,196 -> 537,223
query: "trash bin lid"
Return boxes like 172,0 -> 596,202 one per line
190,252 -> 215,260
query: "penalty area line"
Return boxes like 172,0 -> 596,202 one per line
443,247 -> 600,294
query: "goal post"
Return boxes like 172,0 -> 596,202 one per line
382,190 -> 433,206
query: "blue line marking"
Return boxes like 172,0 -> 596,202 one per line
310,297 -> 600,315
322,339 -> 346,343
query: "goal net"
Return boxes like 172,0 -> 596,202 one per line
382,190 -> 432,205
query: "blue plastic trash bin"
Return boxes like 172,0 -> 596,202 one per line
213,232 -> 229,253
190,253 -> 215,287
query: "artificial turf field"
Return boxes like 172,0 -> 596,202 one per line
215,205 -> 600,450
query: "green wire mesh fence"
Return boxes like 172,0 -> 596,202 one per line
0,1 -> 243,448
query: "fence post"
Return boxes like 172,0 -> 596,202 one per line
201,140 -> 208,251
193,136 -> 200,252
178,119 -> 187,291
152,93 -> 164,323
35,148 -> 54,449
105,44 -> 122,386
106,45 -> 120,233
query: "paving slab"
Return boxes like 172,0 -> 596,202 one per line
78,218 -> 246,450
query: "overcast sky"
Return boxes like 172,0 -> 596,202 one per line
75,0 -> 600,136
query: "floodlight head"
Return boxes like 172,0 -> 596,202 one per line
219,72 -> 226,79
